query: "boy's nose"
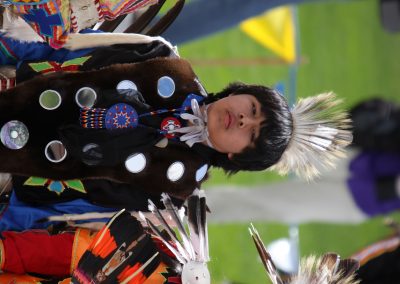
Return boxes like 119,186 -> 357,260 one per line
238,113 -> 255,128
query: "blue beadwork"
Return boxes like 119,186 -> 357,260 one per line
23,9 -> 64,38
180,94 -> 205,113
105,103 -> 138,129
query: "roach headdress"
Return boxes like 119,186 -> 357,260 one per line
270,92 -> 353,180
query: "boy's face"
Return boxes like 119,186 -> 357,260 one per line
206,94 -> 265,157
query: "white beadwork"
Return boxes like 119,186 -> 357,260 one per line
116,80 -> 138,91
195,164 -> 208,182
167,161 -> 185,182
157,76 -> 175,98
125,153 -> 147,173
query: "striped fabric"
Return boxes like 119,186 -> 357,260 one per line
0,77 -> 16,91
97,0 -> 158,21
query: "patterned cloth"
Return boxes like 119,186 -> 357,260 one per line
8,0 -> 158,48
0,31 -> 94,67
0,192 -> 114,232
96,0 -> 157,21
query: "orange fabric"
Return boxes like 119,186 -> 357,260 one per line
90,227 -> 117,258
70,228 -> 97,273
143,262 -> 169,284
0,239 -> 5,271
117,263 -> 147,283
58,277 -> 72,283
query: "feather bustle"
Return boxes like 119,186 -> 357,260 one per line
161,193 -> 196,259
145,190 -> 210,274
147,199 -> 191,261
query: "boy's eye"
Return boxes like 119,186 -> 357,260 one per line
251,128 -> 256,142
252,104 -> 257,116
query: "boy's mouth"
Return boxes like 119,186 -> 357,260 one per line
225,111 -> 232,129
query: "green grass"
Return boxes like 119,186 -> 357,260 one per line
208,213 -> 400,284
177,0 -> 400,282
179,0 -> 400,187
297,0 -> 400,108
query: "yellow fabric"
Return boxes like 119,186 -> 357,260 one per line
240,6 -> 296,63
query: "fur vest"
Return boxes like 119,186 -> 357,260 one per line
0,57 -> 210,198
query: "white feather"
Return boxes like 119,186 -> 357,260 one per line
270,92 -> 353,180
1,11 -> 43,42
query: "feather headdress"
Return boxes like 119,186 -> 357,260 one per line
249,224 -> 360,284
142,189 -> 210,284
271,92 -> 353,180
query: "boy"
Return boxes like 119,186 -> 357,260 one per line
0,33 -> 352,201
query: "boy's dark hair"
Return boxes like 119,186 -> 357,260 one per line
204,82 -> 293,174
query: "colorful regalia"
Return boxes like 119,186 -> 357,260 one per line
0,34 -> 212,200
0,214 -> 179,283
0,192 -> 209,284
2,0 -> 158,48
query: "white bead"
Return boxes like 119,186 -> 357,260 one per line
117,80 -> 138,91
125,153 -> 147,173
157,76 -> 175,98
10,130 -> 18,139
195,164 -> 208,182
167,161 -> 185,182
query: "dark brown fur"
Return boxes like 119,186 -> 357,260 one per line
0,57 -> 207,198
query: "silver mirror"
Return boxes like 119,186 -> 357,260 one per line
0,120 -> 29,150
45,140 -> 67,163
75,87 -> 97,108
39,90 -> 62,110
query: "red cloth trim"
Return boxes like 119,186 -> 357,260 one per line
167,276 -> 182,283
0,78 -> 16,91
1,230 -> 74,277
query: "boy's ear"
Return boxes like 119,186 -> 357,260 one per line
228,153 -> 234,159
